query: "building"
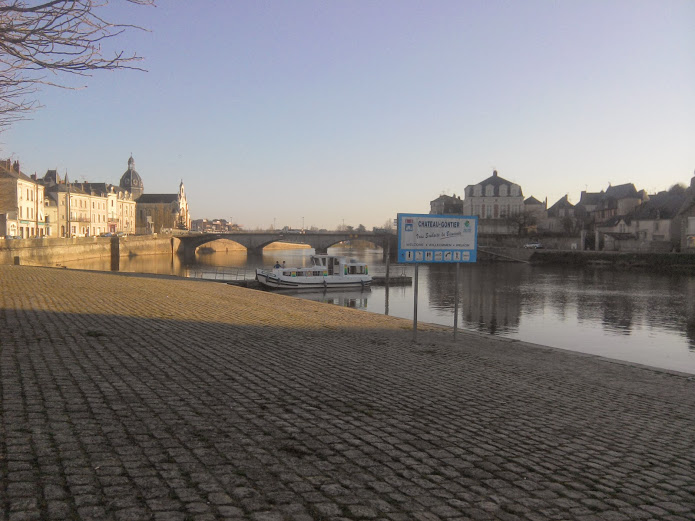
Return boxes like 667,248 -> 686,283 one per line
0,160 -> 46,238
118,155 -> 190,235
429,194 -> 463,215
119,155 -> 144,200
594,183 -> 647,223
544,195 -> 576,233
40,170 -> 136,237
462,170 -> 524,234
135,181 -> 190,234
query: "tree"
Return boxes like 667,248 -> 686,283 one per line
0,0 -> 154,131
506,210 -> 537,237
669,183 -> 687,195
356,224 -> 366,232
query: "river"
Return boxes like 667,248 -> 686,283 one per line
59,246 -> 695,374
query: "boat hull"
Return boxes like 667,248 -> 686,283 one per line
256,270 -> 371,290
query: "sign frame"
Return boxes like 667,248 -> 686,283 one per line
397,213 -> 478,264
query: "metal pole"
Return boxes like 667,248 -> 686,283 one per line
413,264 -> 419,342
385,241 -> 390,316
454,262 -> 459,340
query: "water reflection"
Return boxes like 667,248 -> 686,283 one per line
54,246 -> 695,373
275,288 -> 371,310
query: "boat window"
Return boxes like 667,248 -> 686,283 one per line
283,271 -> 291,276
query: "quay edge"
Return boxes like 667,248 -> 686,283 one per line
529,250 -> 695,270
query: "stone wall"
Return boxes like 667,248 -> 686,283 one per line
0,236 -> 178,266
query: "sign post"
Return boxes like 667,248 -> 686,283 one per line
397,213 -> 478,341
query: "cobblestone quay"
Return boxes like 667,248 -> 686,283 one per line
1,266 -> 693,521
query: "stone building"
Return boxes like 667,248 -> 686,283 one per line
0,160 -> 46,238
117,155 -> 191,235
40,170 -> 136,237
429,194 -> 463,215
462,170 -> 524,234
119,155 -> 144,200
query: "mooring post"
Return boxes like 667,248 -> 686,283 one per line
454,262 -> 460,340
110,236 -> 120,271
413,264 -> 419,342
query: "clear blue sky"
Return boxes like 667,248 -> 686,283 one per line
3,1 -> 694,230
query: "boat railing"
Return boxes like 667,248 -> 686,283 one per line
369,264 -> 409,277
185,266 -> 251,281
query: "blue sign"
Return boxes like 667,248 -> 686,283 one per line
397,213 -> 478,263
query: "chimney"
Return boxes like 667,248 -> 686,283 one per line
12,160 -> 19,173
493,170 -> 498,177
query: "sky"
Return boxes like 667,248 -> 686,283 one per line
2,1 -> 694,230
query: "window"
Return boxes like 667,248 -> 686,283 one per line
499,185 -> 508,197
474,185 -> 482,197
485,185 -> 494,197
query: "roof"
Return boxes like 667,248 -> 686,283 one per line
547,195 -> 575,217
72,182 -> 113,196
0,163 -> 34,183
43,169 -> 61,185
578,191 -> 603,206
629,190 -> 688,220
137,194 -> 179,204
524,196 -> 543,205
466,170 -> 523,197
119,156 -> 143,193
605,183 -> 639,199
599,215 -> 630,227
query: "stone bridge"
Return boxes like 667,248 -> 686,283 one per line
176,231 -> 397,258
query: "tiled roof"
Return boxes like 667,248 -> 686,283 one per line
605,183 -> 639,199
629,191 -> 687,220
137,194 -> 179,204
579,192 -> 603,205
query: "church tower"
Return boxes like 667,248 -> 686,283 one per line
119,155 -> 144,200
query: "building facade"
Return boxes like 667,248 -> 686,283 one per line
462,170 -> 524,234
135,181 -> 190,234
0,160 -> 46,238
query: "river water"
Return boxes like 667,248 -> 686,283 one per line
60,246 -> 695,374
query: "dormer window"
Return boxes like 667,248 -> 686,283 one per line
499,185 -> 508,197
485,185 -> 494,197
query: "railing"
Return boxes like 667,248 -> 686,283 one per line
185,266 -> 251,281
369,264 -> 410,277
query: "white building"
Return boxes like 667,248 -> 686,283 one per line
0,160 -> 46,238
462,170 -> 524,234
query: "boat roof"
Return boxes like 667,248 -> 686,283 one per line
310,254 -> 366,264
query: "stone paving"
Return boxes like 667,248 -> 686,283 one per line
0,265 -> 694,521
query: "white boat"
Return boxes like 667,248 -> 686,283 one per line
256,254 -> 371,290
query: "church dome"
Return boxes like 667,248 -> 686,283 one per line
119,155 -> 144,199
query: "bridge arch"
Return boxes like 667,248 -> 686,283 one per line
177,232 -> 397,259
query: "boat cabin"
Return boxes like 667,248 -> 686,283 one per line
308,255 -> 367,275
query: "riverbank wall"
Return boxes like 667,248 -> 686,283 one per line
530,250 -> 695,270
0,235 -> 177,266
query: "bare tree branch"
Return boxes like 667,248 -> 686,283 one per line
0,0 -> 154,130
